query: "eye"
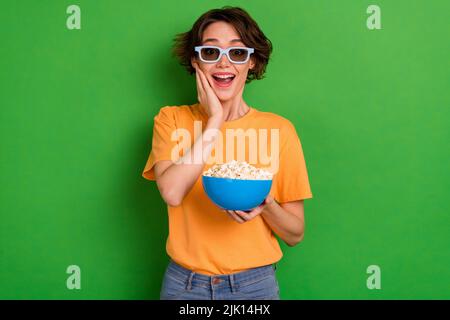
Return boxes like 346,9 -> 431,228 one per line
202,48 -> 219,57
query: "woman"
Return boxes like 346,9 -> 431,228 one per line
142,6 -> 313,300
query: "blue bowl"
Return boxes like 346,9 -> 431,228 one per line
202,175 -> 273,211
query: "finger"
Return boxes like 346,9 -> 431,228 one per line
194,63 -> 203,90
197,66 -> 214,93
196,66 -> 208,90
195,72 -> 207,109
226,210 -> 245,223
237,206 -> 263,220
234,210 -> 251,221
265,194 -> 275,205
194,63 -> 205,96
225,210 -> 236,221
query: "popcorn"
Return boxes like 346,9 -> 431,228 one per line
203,160 -> 273,180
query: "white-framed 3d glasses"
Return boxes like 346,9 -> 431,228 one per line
194,46 -> 255,64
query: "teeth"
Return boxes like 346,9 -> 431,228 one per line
213,74 -> 235,79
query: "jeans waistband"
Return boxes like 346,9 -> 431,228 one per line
166,260 -> 277,289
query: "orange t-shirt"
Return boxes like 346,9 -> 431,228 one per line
142,103 -> 313,275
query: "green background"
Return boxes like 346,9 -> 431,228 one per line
1,0 -> 449,299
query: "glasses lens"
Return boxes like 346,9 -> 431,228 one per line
200,47 -> 220,61
229,48 -> 249,62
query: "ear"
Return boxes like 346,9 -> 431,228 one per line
249,57 -> 255,70
191,57 -> 197,70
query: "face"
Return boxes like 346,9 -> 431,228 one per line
192,21 -> 255,102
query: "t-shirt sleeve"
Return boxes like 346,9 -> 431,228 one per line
271,121 -> 313,202
142,106 -> 179,181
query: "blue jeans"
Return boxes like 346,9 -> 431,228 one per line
160,260 -> 280,300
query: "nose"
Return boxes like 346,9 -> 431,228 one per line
217,52 -> 231,67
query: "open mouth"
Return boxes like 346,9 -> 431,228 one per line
211,74 -> 236,88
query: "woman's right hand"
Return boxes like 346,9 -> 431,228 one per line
154,63 -> 226,207
193,62 -> 223,122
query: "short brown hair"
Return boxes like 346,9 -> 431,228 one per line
172,6 -> 273,83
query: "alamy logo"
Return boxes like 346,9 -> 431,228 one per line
366,265 -> 381,289
66,5 -> 81,30
367,5 -> 382,30
66,265 -> 81,290
170,121 -> 280,174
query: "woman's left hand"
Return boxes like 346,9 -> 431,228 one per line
225,194 -> 275,223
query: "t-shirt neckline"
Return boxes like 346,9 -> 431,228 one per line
223,106 -> 255,127
195,103 -> 256,126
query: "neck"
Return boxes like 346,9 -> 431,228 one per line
220,92 -> 250,122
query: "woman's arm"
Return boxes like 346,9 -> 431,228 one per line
154,116 -> 222,207
226,197 -> 305,247
154,63 -> 224,207
262,199 -> 305,247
